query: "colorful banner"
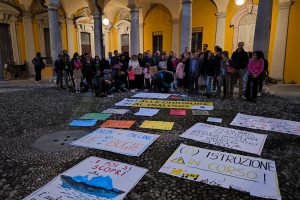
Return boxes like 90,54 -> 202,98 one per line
80,113 -> 111,121
102,109 -> 130,115
231,113 -> 300,136
100,120 -> 135,129
170,109 -> 187,116
71,128 -> 159,156
132,92 -> 171,99
159,144 -> 281,200
24,157 -> 148,200
69,120 -> 97,127
180,123 -> 267,155
140,120 -> 174,131
134,108 -> 160,117
115,98 -> 214,110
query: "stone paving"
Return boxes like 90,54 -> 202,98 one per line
0,80 -> 300,200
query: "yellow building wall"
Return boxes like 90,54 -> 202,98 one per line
284,1 -> 300,83
17,22 -> 26,63
144,4 -> 172,53
61,23 -> 68,51
192,0 -> 217,51
73,27 -> 78,52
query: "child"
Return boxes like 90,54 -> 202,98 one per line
176,59 -> 185,92
144,63 -> 151,90
128,66 -> 136,91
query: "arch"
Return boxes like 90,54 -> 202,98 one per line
144,4 -> 173,53
231,4 -> 258,51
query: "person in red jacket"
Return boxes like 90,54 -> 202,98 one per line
245,51 -> 264,102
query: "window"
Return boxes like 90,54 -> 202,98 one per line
121,34 -> 129,53
0,23 -> 13,65
192,27 -> 203,53
81,32 -> 91,55
152,31 -> 163,53
43,28 -> 52,64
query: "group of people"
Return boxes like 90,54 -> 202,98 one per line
32,41 -> 268,102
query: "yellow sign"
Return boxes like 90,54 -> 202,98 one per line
140,120 -> 174,131
171,157 -> 185,164
132,99 -> 213,110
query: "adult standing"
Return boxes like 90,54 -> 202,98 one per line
83,54 -> 96,90
54,54 -> 64,88
72,53 -> 83,93
129,55 -> 142,90
32,52 -> 45,83
189,53 -> 200,94
231,42 -> 249,97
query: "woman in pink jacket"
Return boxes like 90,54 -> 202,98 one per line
245,51 -> 264,102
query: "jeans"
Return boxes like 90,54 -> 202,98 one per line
225,74 -> 236,98
243,70 -> 248,96
56,70 -> 63,87
64,71 -> 69,87
189,73 -> 199,92
206,76 -> 213,94
217,75 -> 226,97
236,69 -> 245,96
246,75 -> 259,101
35,66 -> 42,81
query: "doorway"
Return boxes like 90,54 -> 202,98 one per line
121,34 -> 129,53
0,23 -> 14,65
81,32 -> 91,55
152,31 -> 163,53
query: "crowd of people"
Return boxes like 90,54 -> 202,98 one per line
32,42 -> 268,102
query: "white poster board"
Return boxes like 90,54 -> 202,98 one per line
102,109 -> 129,115
71,128 -> 159,156
134,108 -> 160,117
132,92 -> 171,99
24,157 -> 147,200
159,144 -> 281,200
180,123 -> 267,155
231,113 -> 300,136
115,98 -> 141,107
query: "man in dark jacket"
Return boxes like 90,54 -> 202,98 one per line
54,54 -> 64,88
231,42 -> 249,97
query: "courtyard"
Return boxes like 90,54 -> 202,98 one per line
0,79 -> 299,200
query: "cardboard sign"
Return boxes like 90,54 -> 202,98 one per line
71,128 -> 159,156
140,120 -> 174,131
132,92 -> 171,99
170,110 -> 187,116
24,157 -> 148,200
80,113 -> 111,121
102,109 -> 129,115
180,123 -> 267,155
159,144 -> 281,200
231,113 -> 300,136
192,110 -> 209,116
100,120 -> 135,129
115,98 -> 214,110
69,120 -> 97,127
134,108 -> 160,117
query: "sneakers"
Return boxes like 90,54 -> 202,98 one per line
257,92 -> 262,97
107,94 -> 114,98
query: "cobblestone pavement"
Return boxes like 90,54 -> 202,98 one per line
0,80 -> 300,200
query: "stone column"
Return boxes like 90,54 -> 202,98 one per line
180,0 -> 192,54
215,12 -> 226,49
47,0 -> 62,63
172,19 -> 179,54
128,4 -> 140,56
66,18 -> 75,57
93,10 -> 103,58
253,0 -> 273,58
22,12 -> 36,74
139,23 -> 144,53
270,1 -> 291,80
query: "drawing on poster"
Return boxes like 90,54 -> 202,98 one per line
134,108 -> 160,117
102,109 -> 130,115
69,120 -> 97,127
231,113 -> 300,136
101,120 -> 135,129
24,157 -> 148,200
140,120 -> 174,130
159,144 -> 281,200
115,98 -> 214,110
132,92 -> 171,99
71,128 -> 159,156
80,113 -> 111,121
180,123 -> 267,155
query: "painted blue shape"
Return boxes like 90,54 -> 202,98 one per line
61,175 -> 124,199
69,120 -> 97,127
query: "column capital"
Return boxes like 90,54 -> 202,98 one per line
278,1 -> 291,10
22,12 -> 33,19
216,12 -> 227,18
139,23 -> 144,27
172,19 -> 179,24
92,10 -> 101,19
182,0 -> 192,4
47,2 -> 59,10
65,18 -> 74,25
128,4 -> 140,12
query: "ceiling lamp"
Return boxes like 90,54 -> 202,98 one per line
102,18 -> 110,26
235,0 -> 246,6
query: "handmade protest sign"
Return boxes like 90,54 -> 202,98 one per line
132,92 -> 171,99
134,108 -> 160,117
115,98 -> 214,110
100,120 -> 135,129
140,120 -> 174,131
231,113 -> 300,136
192,110 -> 209,116
180,123 -> 267,155
80,113 -> 111,121
69,120 -> 97,127
159,144 -> 281,200
71,128 -> 159,156
24,156 -> 148,200
207,117 -> 222,123
102,109 -> 129,115
170,109 -> 187,116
